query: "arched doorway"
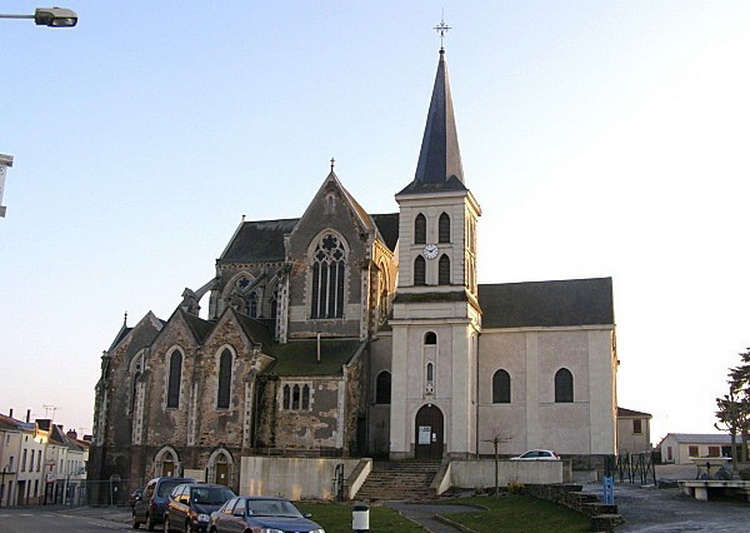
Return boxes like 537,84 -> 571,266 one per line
154,447 -> 179,478
208,448 -> 233,486
414,404 -> 444,459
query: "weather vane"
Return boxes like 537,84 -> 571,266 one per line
434,13 -> 452,50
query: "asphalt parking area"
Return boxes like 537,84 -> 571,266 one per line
590,482 -> 750,532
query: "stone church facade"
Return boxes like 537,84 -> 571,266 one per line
89,46 -> 617,495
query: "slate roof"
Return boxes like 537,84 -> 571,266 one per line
0,414 -> 20,431
666,433 -> 734,445
108,326 -> 133,352
264,339 -> 364,377
181,311 -> 216,344
234,311 -> 275,347
398,49 -> 465,196
218,210 -> 400,265
219,218 -> 298,265
618,407 -> 652,418
371,213 -> 399,251
479,277 -> 614,329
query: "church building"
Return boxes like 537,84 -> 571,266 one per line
89,43 -> 617,494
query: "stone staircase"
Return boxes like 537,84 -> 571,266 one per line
356,461 -> 442,501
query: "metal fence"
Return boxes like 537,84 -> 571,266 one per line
604,453 -> 657,485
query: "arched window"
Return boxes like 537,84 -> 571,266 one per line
492,369 -> 511,403
302,384 -> 310,410
414,213 -> 426,244
324,193 -> 336,215
555,368 -> 574,403
378,263 -> 389,324
282,384 -> 290,409
438,254 -> 450,285
217,349 -> 232,409
414,256 -> 426,286
424,332 -> 437,345
167,350 -> 182,408
310,233 -> 346,319
130,371 -> 141,414
375,371 -> 391,404
426,362 -> 434,382
270,289 -> 278,319
439,212 -> 450,243
248,291 -> 259,318
292,384 -> 301,410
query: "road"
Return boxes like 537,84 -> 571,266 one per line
0,508 -> 132,532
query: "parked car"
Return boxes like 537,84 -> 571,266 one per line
510,449 -> 561,461
208,496 -> 325,533
129,487 -> 144,508
132,476 -> 195,530
165,482 -> 236,533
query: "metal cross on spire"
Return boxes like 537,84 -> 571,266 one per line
434,14 -> 452,51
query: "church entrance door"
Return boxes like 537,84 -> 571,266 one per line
414,404 -> 443,459
161,460 -> 175,477
215,462 -> 229,485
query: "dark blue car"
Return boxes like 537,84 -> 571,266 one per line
133,477 -> 196,530
208,496 -> 325,533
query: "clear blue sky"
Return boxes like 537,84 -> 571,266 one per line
2,1 -> 749,443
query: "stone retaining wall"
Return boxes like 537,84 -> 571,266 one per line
524,484 -> 624,531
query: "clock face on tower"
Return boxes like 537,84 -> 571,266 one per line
422,244 -> 439,260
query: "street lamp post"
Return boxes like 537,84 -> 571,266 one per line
0,154 -> 11,218
0,7 -> 78,27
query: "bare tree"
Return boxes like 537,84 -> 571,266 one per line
482,429 -> 514,497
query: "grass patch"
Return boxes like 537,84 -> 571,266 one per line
440,494 -> 589,533
296,502 -> 426,533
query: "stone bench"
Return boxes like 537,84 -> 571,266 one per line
679,480 -> 750,501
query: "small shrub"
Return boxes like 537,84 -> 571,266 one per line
508,482 -> 526,495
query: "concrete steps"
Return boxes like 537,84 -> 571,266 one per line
356,461 -> 441,501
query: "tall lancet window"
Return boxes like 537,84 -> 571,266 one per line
310,232 -> 346,318
414,256 -> 426,286
414,213 -> 427,244
439,212 -> 451,243
247,291 -> 259,318
270,289 -> 279,319
167,350 -> 182,409
438,254 -> 450,285
217,349 -> 232,409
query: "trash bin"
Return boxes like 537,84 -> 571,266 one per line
352,503 -> 369,532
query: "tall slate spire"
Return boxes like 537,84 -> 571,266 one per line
400,48 -> 466,195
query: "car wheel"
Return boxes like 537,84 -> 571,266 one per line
131,511 -> 140,529
146,513 -> 156,531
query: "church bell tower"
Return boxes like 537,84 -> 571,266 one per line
389,36 -> 482,460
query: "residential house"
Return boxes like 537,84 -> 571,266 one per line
617,407 -> 652,455
659,433 -> 733,464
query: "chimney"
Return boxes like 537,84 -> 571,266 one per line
8,408 -> 12,419
66,429 -> 78,440
83,434 -> 93,443
26,409 -> 30,423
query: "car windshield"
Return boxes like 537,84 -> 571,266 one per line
192,487 -> 235,505
246,499 -> 303,517
158,481 -> 183,497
